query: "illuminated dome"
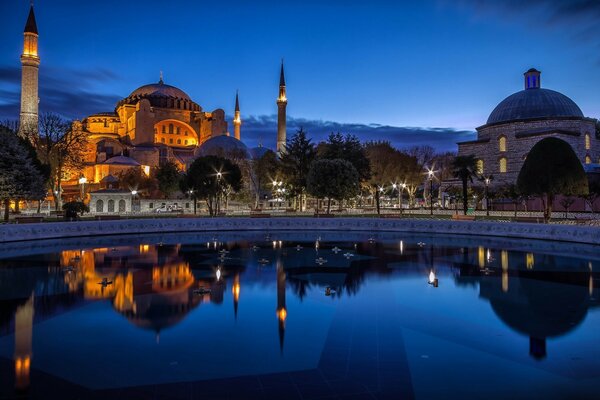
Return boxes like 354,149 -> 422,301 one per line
486,69 -> 583,125
117,78 -> 199,110
196,135 -> 251,159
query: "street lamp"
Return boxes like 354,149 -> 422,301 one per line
78,176 -> 87,201
427,169 -> 435,215
131,190 -> 137,214
401,183 -> 407,215
483,175 -> 493,217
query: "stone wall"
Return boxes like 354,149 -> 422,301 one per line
1,218 -> 599,245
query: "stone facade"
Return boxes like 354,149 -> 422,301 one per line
456,69 -> 599,188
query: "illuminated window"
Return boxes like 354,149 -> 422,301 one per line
499,157 -> 507,173
161,125 -> 166,134
169,124 -> 174,134
184,140 -> 188,145
586,155 -> 592,164
499,136 -> 507,152
476,159 -> 484,174
585,134 -> 591,150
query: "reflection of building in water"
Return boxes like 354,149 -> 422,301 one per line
456,252 -> 600,360
14,294 -> 34,391
58,246 -> 222,336
276,260 -> 287,353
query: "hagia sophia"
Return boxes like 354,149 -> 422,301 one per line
17,5 -> 287,187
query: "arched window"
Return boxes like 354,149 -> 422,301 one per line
176,127 -> 180,135
499,157 -> 507,173
585,155 -> 592,164
498,136 -> 507,152
476,159 -> 484,174
184,140 -> 188,145
161,125 -> 166,134
177,139 -> 181,145
169,138 -> 174,144
585,134 -> 591,150
184,131 -> 188,136
169,124 -> 174,134
108,199 -> 115,212
96,200 -> 104,213
118,199 -> 126,212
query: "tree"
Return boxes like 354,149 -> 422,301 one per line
364,142 -> 404,215
451,155 -> 478,215
62,201 -> 89,221
0,127 -> 46,221
582,174 -> 600,215
118,168 -> 158,196
307,159 -> 360,214
279,128 -> 316,211
318,133 -> 371,182
155,161 -> 181,199
182,156 -> 242,216
517,137 -> 588,222
249,150 -> 279,209
499,184 -> 522,218
37,113 -> 88,210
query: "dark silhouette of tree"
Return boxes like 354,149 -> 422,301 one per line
517,138 -> 588,222
279,128 -> 316,211
452,155 -> 478,215
155,161 -> 181,199
307,159 -> 359,213
318,132 -> 371,182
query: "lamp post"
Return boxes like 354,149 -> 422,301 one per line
427,169 -> 434,216
131,190 -> 137,214
401,183 -> 407,215
78,177 -> 87,201
188,189 -> 196,215
484,177 -> 490,217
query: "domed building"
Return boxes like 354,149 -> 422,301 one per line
457,68 -> 599,186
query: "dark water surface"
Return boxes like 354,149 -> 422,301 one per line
0,231 -> 599,399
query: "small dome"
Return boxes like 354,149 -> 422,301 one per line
128,82 -> 191,101
103,155 -> 141,166
196,135 -> 251,159
249,146 -> 271,160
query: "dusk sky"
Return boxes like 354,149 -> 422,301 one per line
1,0 -> 599,151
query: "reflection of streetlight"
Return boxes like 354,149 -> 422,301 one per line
428,270 -> 439,287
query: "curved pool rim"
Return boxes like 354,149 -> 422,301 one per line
1,217 -> 599,245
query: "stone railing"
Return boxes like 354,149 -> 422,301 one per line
1,217 -> 599,245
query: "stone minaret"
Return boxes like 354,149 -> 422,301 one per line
19,5 -> 40,137
233,91 -> 241,140
276,61 -> 287,155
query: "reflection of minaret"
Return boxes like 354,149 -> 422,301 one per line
232,273 -> 240,320
19,5 -> 40,138
233,91 -> 241,141
14,293 -> 34,391
276,61 -> 287,155
276,260 -> 287,354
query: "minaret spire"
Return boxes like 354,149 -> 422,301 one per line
233,91 -> 242,141
19,3 -> 40,138
276,60 -> 287,156
159,71 -> 164,84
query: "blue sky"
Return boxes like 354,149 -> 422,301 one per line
1,0 -> 599,151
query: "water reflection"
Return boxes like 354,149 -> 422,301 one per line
0,233 -> 599,395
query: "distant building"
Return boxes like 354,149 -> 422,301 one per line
17,5 -> 286,187
457,68 -> 599,187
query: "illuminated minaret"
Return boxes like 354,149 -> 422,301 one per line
276,259 -> 287,353
276,61 -> 287,155
14,294 -> 34,391
233,91 -> 241,141
19,5 -> 40,137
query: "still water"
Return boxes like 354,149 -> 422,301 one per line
0,231 -> 599,399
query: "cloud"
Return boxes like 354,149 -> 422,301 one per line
242,115 -> 474,153
0,65 -> 121,121
449,0 -> 600,49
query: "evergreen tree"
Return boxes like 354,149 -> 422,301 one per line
307,159 -> 360,214
319,132 -> 371,182
279,128 -> 316,210
155,161 -> 182,199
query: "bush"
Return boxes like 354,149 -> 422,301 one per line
62,201 -> 89,221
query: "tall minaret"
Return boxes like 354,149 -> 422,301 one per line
233,91 -> 241,140
276,61 -> 287,155
19,5 -> 40,138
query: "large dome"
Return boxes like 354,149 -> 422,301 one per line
487,88 -> 583,125
196,135 -> 251,159
128,82 -> 191,101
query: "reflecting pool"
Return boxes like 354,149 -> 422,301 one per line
0,231 -> 599,399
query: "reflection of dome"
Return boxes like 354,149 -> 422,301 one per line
125,291 -> 200,333
103,155 -> 140,166
487,88 -> 583,125
196,135 -> 251,158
